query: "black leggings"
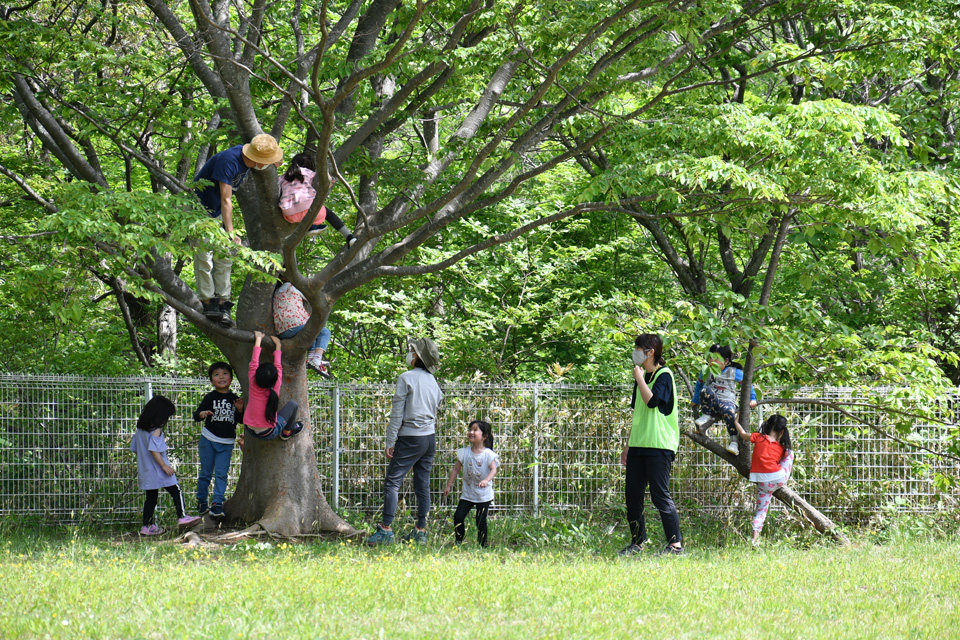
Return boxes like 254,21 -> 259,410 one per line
143,484 -> 186,526
324,208 -> 349,233
454,499 -> 492,547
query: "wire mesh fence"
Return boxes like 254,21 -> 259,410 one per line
0,374 -> 956,525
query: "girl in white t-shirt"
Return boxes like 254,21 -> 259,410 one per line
444,420 -> 499,547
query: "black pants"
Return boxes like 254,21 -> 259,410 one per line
383,434 -> 436,529
143,484 -> 186,527
324,208 -> 349,233
625,448 -> 682,546
454,499 -> 492,547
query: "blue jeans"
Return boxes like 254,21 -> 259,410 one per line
197,437 -> 234,506
382,434 -> 436,529
278,325 -> 330,352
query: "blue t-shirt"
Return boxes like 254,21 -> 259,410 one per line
194,145 -> 249,218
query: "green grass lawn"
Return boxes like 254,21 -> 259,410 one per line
2,516 -> 958,639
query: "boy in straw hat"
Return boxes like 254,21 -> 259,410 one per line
193,133 -> 283,326
366,337 -> 443,546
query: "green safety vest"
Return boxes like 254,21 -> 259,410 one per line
628,366 -> 679,452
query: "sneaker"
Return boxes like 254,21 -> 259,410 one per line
694,414 -> 714,433
401,528 -> 427,545
197,501 -> 209,516
725,435 -> 740,456
658,544 -> 684,556
346,234 -> 358,248
178,515 -> 201,529
365,524 -> 395,546
308,358 -> 332,379
617,543 -> 644,557
280,421 -> 304,441
139,524 -> 164,536
209,504 -> 225,518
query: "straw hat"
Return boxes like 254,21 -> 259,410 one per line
242,133 -> 283,165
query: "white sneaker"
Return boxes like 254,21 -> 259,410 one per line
308,358 -> 332,379
694,415 -> 714,432
725,436 -> 739,456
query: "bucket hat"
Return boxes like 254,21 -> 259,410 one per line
410,337 -> 440,374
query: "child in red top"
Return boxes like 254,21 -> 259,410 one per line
245,331 -> 304,441
734,414 -> 794,544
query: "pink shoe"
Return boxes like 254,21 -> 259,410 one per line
139,524 -> 164,536
177,515 -> 201,529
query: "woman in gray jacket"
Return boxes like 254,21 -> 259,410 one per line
366,337 -> 443,546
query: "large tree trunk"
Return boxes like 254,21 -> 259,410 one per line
216,273 -> 359,537
227,357 -> 356,536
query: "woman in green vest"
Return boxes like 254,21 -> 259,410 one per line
619,333 -> 683,556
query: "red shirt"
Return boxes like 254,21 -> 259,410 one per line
750,432 -> 786,474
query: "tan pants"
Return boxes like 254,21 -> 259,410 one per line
193,250 -> 232,301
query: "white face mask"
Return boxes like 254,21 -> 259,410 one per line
405,351 -> 416,368
251,163 -> 269,171
632,350 -> 648,366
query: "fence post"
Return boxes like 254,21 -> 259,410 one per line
533,384 -> 540,513
144,380 -> 153,401
331,385 -> 341,512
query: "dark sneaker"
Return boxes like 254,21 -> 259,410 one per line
346,234 -> 358,248
280,421 -> 304,441
365,524 -> 395,546
202,297 -> 222,321
401,528 -> 427,546
209,503 -> 225,518
197,501 -> 209,516
617,543 -> 644,557
658,545 -> 684,556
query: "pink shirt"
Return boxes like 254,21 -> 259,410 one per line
273,283 -> 310,334
246,345 -> 282,430
278,168 -> 328,225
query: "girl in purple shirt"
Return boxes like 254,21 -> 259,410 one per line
130,395 -> 200,536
